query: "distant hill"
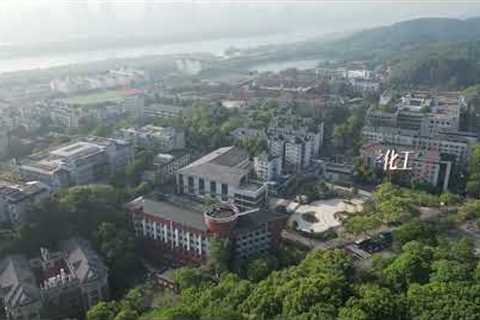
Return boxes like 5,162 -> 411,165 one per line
347,17 -> 480,45
325,17 -> 479,58
320,17 -> 480,89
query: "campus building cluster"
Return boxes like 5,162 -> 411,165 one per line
17,137 -> 132,190
120,125 -> 185,152
33,88 -> 144,130
360,91 -> 476,190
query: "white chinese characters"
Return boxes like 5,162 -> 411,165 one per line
382,149 -> 412,171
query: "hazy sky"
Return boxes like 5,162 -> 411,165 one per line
1,1 -> 480,45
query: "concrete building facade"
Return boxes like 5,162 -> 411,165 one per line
120,125 -> 185,152
18,137 -> 132,190
253,152 -> 283,182
128,196 -> 287,267
176,147 -> 266,210
0,181 -> 50,225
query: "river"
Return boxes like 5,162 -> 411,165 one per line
0,31 -> 324,74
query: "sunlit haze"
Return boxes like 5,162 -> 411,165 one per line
1,1 -> 480,45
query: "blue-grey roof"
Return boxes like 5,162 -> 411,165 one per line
0,255 -> 40,309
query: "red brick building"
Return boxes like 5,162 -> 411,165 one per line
128,195 -> 287,267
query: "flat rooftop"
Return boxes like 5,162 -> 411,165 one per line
130,196 -> 207,231
0,182 -> 47,203
129,195 -> 286,234
50,142 -> 102,158
178,146 -> 250,186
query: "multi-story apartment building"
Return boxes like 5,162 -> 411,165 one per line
18,137 -> 132,190
366,92 -> 462,136
143,104 -> 191,121
268,134 -> 314,173
267,123 -> 324,158
266,123 -> 324,173
360,92 -> 475,190
253,152 -> 283,181
0,181 -> 50,225
153,152 -> 191,184
120,125 -> 185,152
177,146 -> 266,210
360,143 -> 453,191
0,238 -> 109,320
285,136 -> 313,172
230,128 -> 267,142
318,159 -> 355,183
362,126 -> 473,163
128,195 -> 287,266
349,78 -> 381,94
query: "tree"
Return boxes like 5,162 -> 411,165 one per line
58,185 -> 122,238
430,259 -> 471,283
113,309 -> 138,320
338,284 -> 406,320
457,200 -> 480,221
467,144 -> 480,197
86,302 -> 118,320
121,288 -> 145,313
374,183 -> 413,225
175,267 -> 207,291
125,150 -> 152,186
332,106 -> 366,154
393,220 -> 436,246
383,241 -> 432,291
293,303 -> 337,320
332,124 -> 349,150
245,255 -> 279,282
438,192 -> 462,206
344,215 -> 381,236
407,282 -> 480,320
473,261 -> 480,282
433,237 -> 476,270
92,125 -> 114,138
96,222 -> 135,262
207,237 -> 232,277
235,136 -> 268,158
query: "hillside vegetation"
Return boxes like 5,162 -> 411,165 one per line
313,17 -> 480,89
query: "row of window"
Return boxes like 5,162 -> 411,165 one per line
186,176 -> 229,196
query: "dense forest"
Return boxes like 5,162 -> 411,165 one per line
387,41 -> 480,89
89,235 -> 480,320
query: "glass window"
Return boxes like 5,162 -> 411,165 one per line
210,181 -> 216,194
178,174 -> 184,193
188,176 -> 194,193
221,184 -> 228,200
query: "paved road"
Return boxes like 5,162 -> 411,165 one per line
282,230 -> 348,251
